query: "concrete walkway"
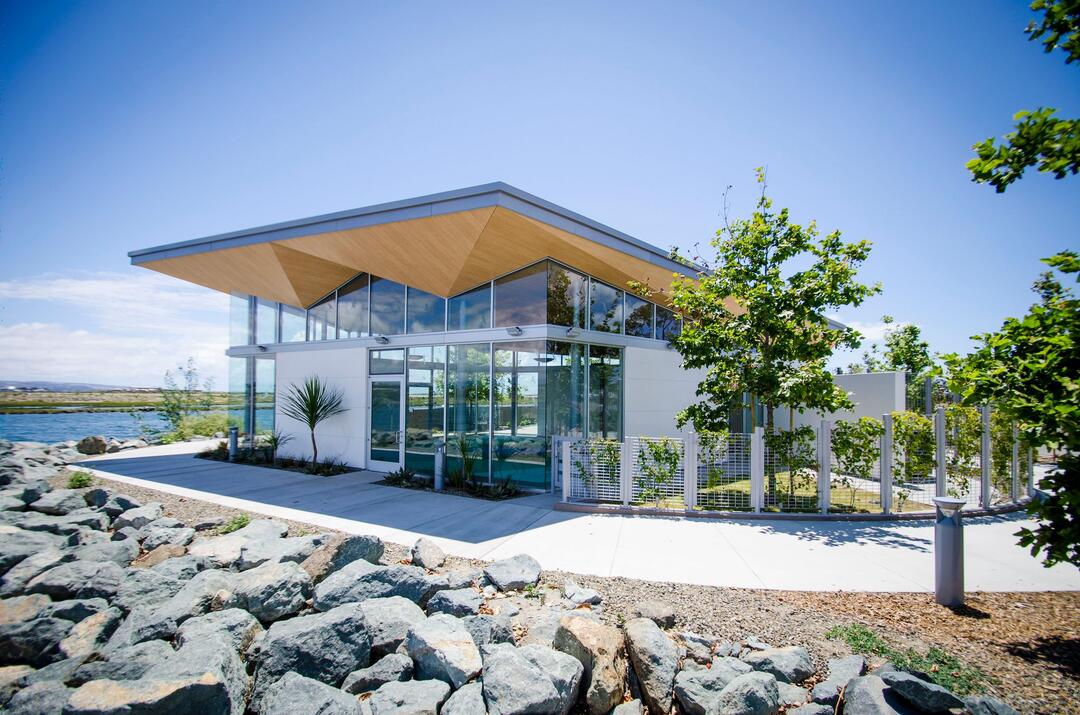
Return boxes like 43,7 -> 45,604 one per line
78,443 -> 1080,593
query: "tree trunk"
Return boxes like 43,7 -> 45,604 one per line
310,429 -> 318,468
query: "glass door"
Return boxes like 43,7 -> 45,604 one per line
369,377 -> 404,470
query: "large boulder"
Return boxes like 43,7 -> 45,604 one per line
100,494 -> 141,519
237,533 -> 328,571
39,598 -> 109,623
142,567 -> 235,630
359,596 -> 427,658
0,528 -> 67,572
262,671 -> 361,715
57,607 -> 123,659
441,681 -> 486,715
674,658 -> 752,715
68,538 -> 141,567
69,639 -> 175,684
715,671 -> 781,715
410,537 -> 446,569
964,695 -> 1020,715
742,645 -> 814,684
811,654 -> 866,705
518,643 -> 584,715
632,599 -> 676,628
76,436 -> 108,455
177,608 -> 263,653
112,502 -> 164,531
141,525 -> 196,551
463,614 -> 514,648
248,602 -> 371,710
0,593 -> 50,625
843,675 -> 915,715
405,612 -> 482,690
140,634 -> 248,715
29,489 -> 87,516
483,554 -> 541,591
26,560 -> 123,600
482,642 -> 563,714
880,670 -> 964,712
427,587 -> 483,617
341,652 -> 414,694
0,548 -> 72,597
0,617 -> 73,666
553,615 -> 626,715
314,560 -> 446,610
624,617 -> 678,714
114,568 -> 186,611
229,560 -> 312,622
300,533 -> 384,582
5,680 -> 72,715
186,519 -> 287,568
564,579 -> 602,606
368,679 -> 451,715
17,511 -> 110,536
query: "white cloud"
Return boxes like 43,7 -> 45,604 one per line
828,315 -> 911,343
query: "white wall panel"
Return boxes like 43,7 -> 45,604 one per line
623,346 -> 704,438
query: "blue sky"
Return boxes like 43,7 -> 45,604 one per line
1,1 -> 1077,387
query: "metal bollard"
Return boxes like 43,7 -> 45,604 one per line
227,427 -> 238,461
933,497 -> 966,607
434,441 -> 445,491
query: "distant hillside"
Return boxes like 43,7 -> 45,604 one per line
0,380 -> 153,392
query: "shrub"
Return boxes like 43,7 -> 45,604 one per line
67,471 -> 93,489
384,467 -> 417,486
216,513 -> 250,534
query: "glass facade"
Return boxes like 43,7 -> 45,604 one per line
230,293 -> 251,347
307,293 -> 337,341
590,280 -> 623,333
405,346 -> 446,475
447,344 -> 492,485
494,262 -> 547,327
229,356 -> 275,439
370,276 -> 406,336
406,287 -> 446,334
656,305 -> 681,342
255,298 -> 277,344
624,294 -> 654,338
547,263 -> 587,328
447,284 -> 491,331
337,274 -> 369,339
279,304 -> 306,343
588,345 -> 622,439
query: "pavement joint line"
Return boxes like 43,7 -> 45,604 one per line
606,517 -> 625,578
715,522 -> 768,589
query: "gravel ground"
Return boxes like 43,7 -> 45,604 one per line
60,470 -> 1079,714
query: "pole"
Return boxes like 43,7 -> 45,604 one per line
933,497 -> 966,607
228,426 -> 238,461
881,413 -> 893,515
434,440 -> 445,491
980,405 -> 991,509
935,406 -> 947,498
818,420 -> 831,515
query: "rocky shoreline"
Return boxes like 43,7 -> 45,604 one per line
0,438 -> 1034,713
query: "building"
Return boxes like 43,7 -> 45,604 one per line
129,183 -> 722,490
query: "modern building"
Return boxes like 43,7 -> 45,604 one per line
129,183 -> 721,491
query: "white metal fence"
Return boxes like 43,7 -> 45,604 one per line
561,406 -> 1037,517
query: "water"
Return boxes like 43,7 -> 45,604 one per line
0,411 -> 169,443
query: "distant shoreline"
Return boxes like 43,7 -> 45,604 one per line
0,389 -> 238,416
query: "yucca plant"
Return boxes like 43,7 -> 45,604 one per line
280,376 -> 347,467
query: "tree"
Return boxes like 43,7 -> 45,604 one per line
658,168 -> 880,440
279,376 -> 347,467
943,251 -> 1079,566
967,0 -> 1080,191
848,315 -> 934,377
160,358 -> 213,438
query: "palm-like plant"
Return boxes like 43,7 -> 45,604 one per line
280,376 -> 347,467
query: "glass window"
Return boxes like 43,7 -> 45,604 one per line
547,263 -> 587,328
590,280 -> 623,333
255,298 -> 277,344
370,276 -> 406,336
494,262 -> 547,327
229,294 -> 251,347
493,341 -> 547,490
447,284 -> 491,331
656,305 -> 681,342
624,295 -> 654,338
405,346 -> 446,476
279,304 -> 306,343
588,345 -> 622,440
447,344 -> 491,484
253,358 -> 275,434
306,293 -> 337,341
407,287 -> 446,334
227,356 -> 251,437
337,274 -> 369,339
369,348 -> 405,375
544,341 -> 586,438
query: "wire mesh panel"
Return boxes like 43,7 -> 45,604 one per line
829,419 -> 884,514
566,439 -> 623,504
629,436 -> 686,510
762,427 -> 819,513
988,413 -> 1016,505
889,412 -> 936,513
943,405 -> 983,510
696,432 -> 753,512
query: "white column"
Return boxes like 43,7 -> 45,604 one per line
561,439 -> 572,503
881,413 -> 893,514
1011,425 -> 1020,503
683,433 -> 698,511
1027,447 -> 1035,497
750,427 -> 764,512
818,420 -> 831,515
980,405 -> 992,509
621,439 -> 632,506
935,406 -> 947,498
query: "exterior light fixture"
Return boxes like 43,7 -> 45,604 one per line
374,335 -> 390,345
665,341 -> 675,349
565,327 -> 579,337
256,345 -> 268,352
506,326 -> 523,336
932,496 -> 966,607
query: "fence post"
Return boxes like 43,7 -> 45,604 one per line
683,433 -> 698,511
980,405 -> 992,509
924,377 -> 933,417
1027,447 -> 1035,497
1011,425 -> 1019,503
935,406 -> 947,498
621,439 -> 632,506
818,420 -> 831,515
561,439 -> 572,503
750,427 -> 764,513
881,413 -> 893,515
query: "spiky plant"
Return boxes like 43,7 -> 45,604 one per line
280,376 -> 347,467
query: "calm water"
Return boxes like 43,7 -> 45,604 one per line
0,411 -> 169,443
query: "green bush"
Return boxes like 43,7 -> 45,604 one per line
67,471 -> 93,489
216,513 -> 250,534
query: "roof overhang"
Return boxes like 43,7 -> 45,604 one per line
129,182 -> 705,308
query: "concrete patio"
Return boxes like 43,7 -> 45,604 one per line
78,442 -> 1080,593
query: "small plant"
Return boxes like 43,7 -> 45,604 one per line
384,467 -> 417,487
216,513 -> 250,534
635,436 -> 681,507
309,456 -> 349,477
831,417 -> 884,511
265,430 -> 293,462
67,471 -> 93,488
280,376 -> 348,467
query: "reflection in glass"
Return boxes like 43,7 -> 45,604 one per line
255,298 -> 277,344
370,277 -> 406,336
406,287 -> 446,334
590,280 -> 623,333
656,306 -> 680,342
369,380 -> 402,464
279,304 -> 307,343
253,358 -> 275,433
230,294 -> 251,347
545,341 -> 585,439
369,349 -> 405,375
405,347 -> 446,475
227,357 -> 250,437
493,341 -> 548,489
624,294 -> 654,338
447,284 -> 491,331
547,264 -> 587,328
589,345 -> 622,440
447,344 -> 491,484
494,262 -> 547,327
306,293 -> 337,341
337,274 -> 369,339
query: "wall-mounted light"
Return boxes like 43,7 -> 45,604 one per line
506,326 -> 523,336
374,335 -> 390,345
665,341 -> 675,349
565,327 -> 579,337
256,345 -> 268,353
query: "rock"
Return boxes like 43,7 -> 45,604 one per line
314,560 -> 446,610
143,634 -> 248,715
427,587 -> 483,617
230,560 -> 313,622
69,537 -> 141,566
745,636 -> 771,651
17,510 -> 110,535
518,643 -> 584,715
0,496 -> 24,512
115,568 -> 185,611
613,700 -> 645,714
410,537 -> 446,569
0,664 -> 33,705
675,664 -> 747,715
82,487 -> 112,508
812,654 -> 866,705
142,525 -> 196,550
29,489 -> 86,516
624,617 -> 678,714
742,645 -> 814,684
237,533 -> 327,571
680,632 -> 716,664
0,617 -> 72,666
483,553 -> 541,591
300,533 -> 384,582
138,567 -> 235,631
790,705 -> 833,715
463,614 -> 514,647
368,678 -> 451,715
131,543 -> 187,568
778,681 -> 809,706
342,652 -> 414,694
880,670 -> 963,712
553,614 -> 626,715
193,515 -> 227,531
564,579 -> 602,606
177,608 -> 263,652
712,671 -> 780,715
65,673 -> 232,714
26,560 -> 123,600
0,593 -> 50,624
405,612 -> 482,689
358,596 -> 427,657
4,680 -> 71,715
58,607 -> 122,659
441,681 -> 487,714
0,528 -> 66,571
103,605 -> 176,652
39,598 -> 108,625
70,639 -> 175,684
0,548 -> 72,597
633,599 -> 676,628
112,502 -> 164,530
150,553 -> 202,580
76,436 -> 108,455
110,526 -> 139,542
100,494 -> 141,519
248,602 -> 371,710
446,567 -> 482,590
963,695 -> 1020,715
482,642 -> 563,714
186,519 -> 287,568
262,671 -> 362,715
843,675 -> 914,715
